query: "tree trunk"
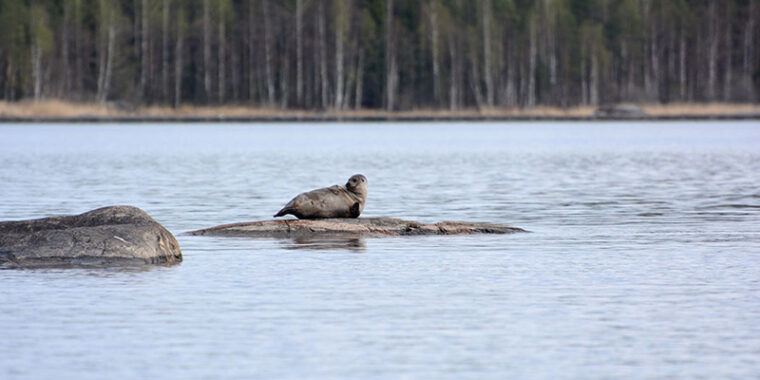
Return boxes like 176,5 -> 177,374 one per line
248,1 -> 255,102
32,45 -> 42,101
203,0 -> 212,102
102,23 -> 115,103
723,3 -> 732,101
621,39 -> 630,97
318,0 -> 328,109
335,1 -> 346,110
707,0 -> 718,100
140,0 -> 149,101
95,16 -> 108,103
448,35 -> 458,111
4,59 -> 10,101
343,47 -> 354,109
649,14 -> 659,101
97,8 -> 107,102
74,1 -> 83,95
218,15 -> 225,104
744,0 -> 756,78
590,48 -> 599,106
679,25 -> 687,101
296,0 -> 303,106
231,37 -> 240,102
546,1 -> 557,88
354,49 -> 364,110
527,15 -> 537,108
97,2 -> 115,104
469,51 -> 484,109
263,0 -> 275,105
481,0 -> 493,107
5,58 -> 15,101
666,24 -> 676,102
280,45 -> 289,108
62,4 -> 71,95
174,10 -> 184,107
429,5 -> 440,106
385,0 -> 397,111
581,43 -> 588,105
310,25 -> 319,108
133,0 -> 143,63
162,0 -> 170,103
505,36 -> 516,106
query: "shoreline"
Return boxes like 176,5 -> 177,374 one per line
1,100 -> 758,122
1,114 -> 759,123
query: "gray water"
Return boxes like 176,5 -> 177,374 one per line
1,122 -> 759,379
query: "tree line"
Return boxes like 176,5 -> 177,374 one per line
0,0 -> 758,110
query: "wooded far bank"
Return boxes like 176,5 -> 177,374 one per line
1,0 -> 758,111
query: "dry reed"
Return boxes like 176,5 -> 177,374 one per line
1,100 -> 757,119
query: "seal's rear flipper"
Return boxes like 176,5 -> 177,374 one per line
273,208 -> 290,218
349,202 -> 361,218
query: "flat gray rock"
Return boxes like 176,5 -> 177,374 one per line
0,206 -> 182,267
188,217 -> 527,238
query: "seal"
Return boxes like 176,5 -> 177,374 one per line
273,174 -> 368,219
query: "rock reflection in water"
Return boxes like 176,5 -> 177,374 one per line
281,235 -> 366,252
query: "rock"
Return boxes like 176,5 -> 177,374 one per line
594,104 -> 648,118
187,217 -> 527,238
0,206 -> 182,267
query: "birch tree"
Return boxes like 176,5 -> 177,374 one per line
162,0 -> 170,102
263,0 -> 275,105
96,0 -> 119,103
203,0 -> 212,101
385,0 -> 397,110
30,5 -> 53,101
296,0 -> 304,106
707,0 -> 719,100
744,0 -> 756,80
334,0 -> 348,109
174,5 -> 186,107
218,0 -> 232,104
139,0 -> 150,99
526,12 -> 537,107
318,0 -> 328,108
481,0 -> 494,107
426,0 -> 442,106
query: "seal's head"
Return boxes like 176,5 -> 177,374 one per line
346,174 -> 368,198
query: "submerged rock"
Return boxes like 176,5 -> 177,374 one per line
187,217 -> 527,238
0,206 -> 182,267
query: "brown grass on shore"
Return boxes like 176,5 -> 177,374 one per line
321,106 -> 598,118
140,104 -> 599,118
1,99 -> 758,119
639,103 -> 760,116
0,100 -> 122,117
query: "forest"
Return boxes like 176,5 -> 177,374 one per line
0,0 -> 757,111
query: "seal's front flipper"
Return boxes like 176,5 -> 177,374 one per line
349,202 -> 361,218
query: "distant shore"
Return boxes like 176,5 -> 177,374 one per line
1,100 -> 758,122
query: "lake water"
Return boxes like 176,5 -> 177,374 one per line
1,121 -> 759,379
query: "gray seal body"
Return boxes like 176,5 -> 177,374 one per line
273,174 -> 368,219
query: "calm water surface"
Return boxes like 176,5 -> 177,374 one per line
1,122 -> 759,379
